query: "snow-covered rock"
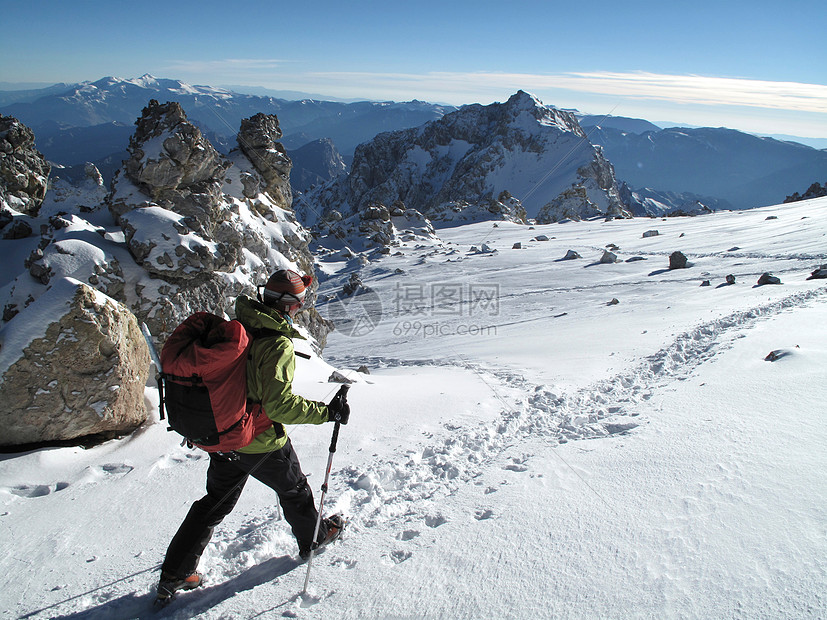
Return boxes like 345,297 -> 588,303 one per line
106,100 -> 323,341
0,278 -> 149,446
0,115 -> 50,220
0,103 -> 333,446
42,162 -> 108,216
304,90 -> 629,247
237,112 -> 292,208
316,200 -> 441,253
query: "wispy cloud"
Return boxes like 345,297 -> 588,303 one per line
162,58 -> 289,74
305,70 -> 827,114
549,72 -> 827,113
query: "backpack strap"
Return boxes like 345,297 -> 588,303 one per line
243,326 -> 294,438
245,326 -> 285,340
245,326 -> 311,359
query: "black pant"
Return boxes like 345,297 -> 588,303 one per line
161,437 -> 326,578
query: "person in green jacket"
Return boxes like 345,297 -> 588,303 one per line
157,269 -> 350,602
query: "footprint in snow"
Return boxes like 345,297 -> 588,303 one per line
101,463 -> 134,475
504,463 -> 529,472
503,457 -> 529,472
331,558 -> 358,570
389,550 -> 412,564
424,514 -> 447,528
7,482 -> 69,498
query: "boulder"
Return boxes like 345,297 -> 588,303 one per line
342,273 -> 364,296
0,278 -> 150,447
3,217 -> 33,239
764,347 -> 798,362
806,265 -> 827,280
600,250 -> 618,264
726,274 -> 736,285
757,272 -> 781,286
562,249 -> 581,260
642,230 -> 659,238
669,251 -> 688,270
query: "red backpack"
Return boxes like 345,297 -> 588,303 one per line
159,312 -> 274,452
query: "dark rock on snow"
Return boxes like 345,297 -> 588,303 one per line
669,251 -> 688,270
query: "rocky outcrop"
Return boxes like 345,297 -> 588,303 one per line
318,200 -> 440,252
619,182 -> 722,217
0,115 -> 50,218
304,91 -> 629,247
0,104 -> 329,447
106,101 -> 321,341
0,278 -> 149,447
537,187 -> 600,223
784,181 -> 827,203
237,113 -> 293,208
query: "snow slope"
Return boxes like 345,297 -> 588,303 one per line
1,198 -> 825,619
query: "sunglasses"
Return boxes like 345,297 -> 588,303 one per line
257,285 -> 306,307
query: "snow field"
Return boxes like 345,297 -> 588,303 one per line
0,198 -> 825,618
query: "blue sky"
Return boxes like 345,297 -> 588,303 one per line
2,0 -> 825,139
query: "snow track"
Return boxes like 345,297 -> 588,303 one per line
329,286 -> 826,535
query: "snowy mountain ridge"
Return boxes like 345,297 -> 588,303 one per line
303,91 -> 630,251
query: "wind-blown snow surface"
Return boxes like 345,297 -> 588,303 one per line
2,199 -> 826,619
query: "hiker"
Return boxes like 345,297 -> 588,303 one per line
156,269 -> 350,601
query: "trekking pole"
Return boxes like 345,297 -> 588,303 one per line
302,386 -> 349,595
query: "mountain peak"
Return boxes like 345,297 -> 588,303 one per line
505,90 -> 543,109
500,90 -> 585,137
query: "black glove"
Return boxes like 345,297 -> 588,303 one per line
327,385 -> 350,424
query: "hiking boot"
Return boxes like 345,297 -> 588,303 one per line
299,514 -> 346,561
155,571 -> 203,602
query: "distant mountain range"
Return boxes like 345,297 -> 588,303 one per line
0,75 -> 454,159
583,123 -> 827,209
1,75 -> 824,210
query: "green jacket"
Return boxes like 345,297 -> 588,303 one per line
234,295 -> 329,454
